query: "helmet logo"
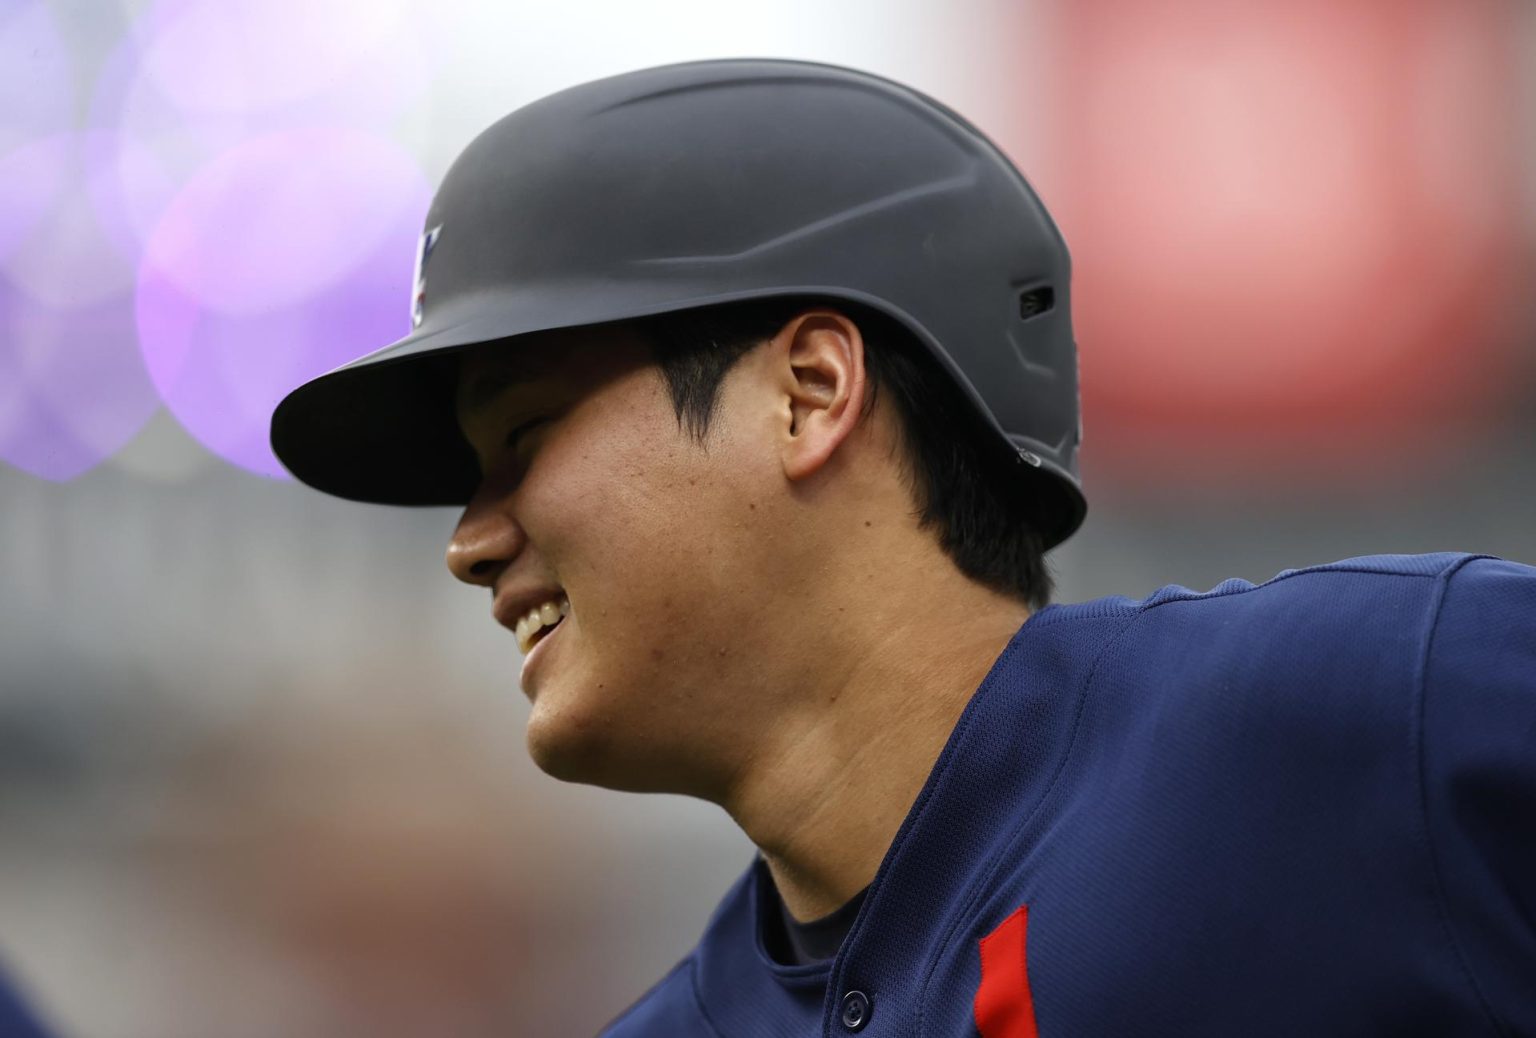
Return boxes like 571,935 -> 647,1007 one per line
411,224 -> 442,328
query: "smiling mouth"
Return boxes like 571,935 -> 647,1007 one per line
514,595 -> 571,654
528,616 -> 563,649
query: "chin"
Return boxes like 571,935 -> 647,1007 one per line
525,702 -> 633,789
524,705 -> 687,794
525,704 -> 605,781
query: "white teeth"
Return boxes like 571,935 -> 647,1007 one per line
516,595 -> 569,654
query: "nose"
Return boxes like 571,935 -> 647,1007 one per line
446,490 -> 526,587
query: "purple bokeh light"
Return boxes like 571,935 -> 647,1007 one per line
3,0 -> 436,485
136,128 -> 430,479
0,131 -> 163,481
0,282 -> 159,482
0,8 -> 165,482
0,0 -> 73,151
0,1 -> 74,262
0,136 -> 70,265
2,134 -> 144,307
80,119 -> 184,275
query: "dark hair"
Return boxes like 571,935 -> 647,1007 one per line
630,297 -> 1054,609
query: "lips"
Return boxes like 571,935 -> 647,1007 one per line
519,608 -> 567,691
491,582 -> 571,690
527,614 -> 563,649
491,585 -> 567,638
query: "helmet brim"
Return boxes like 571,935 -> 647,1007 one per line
269,281 -> 1086,549
271,282 -> 884,506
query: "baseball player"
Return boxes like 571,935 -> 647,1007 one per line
270,60 -> 1536,1036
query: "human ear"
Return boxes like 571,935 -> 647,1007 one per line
776,310 -> 869,482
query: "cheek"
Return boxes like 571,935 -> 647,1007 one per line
570,464 -> 758,660
532,419 -> 706,607
531,370 -> 772,658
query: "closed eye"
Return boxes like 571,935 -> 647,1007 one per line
505,416 -> 548,451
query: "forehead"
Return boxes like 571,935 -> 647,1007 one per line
454,323 -> 650,421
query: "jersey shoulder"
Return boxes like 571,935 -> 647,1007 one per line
1034,552 -> 1499,628
1419,555 -> 1536,1036
1187,552 -> 1529,665
1030,552 -> 1528,733
1425,554 -> 1536,686
1140,551 -> 1497,606
598,955 -> 713,1038
1040,551 -> 1518,629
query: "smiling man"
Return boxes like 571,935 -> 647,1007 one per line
271,60 -> 1536,1037
444,309 -> 1037,910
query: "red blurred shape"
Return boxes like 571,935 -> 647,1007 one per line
1041,0 -> 1532,485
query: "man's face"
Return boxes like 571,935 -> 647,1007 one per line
447,323 -> 791,795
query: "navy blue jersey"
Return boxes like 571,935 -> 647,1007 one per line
603,554 -> 1536,1037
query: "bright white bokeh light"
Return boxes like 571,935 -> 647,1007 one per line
408,0 -> 960,178
136,0 -> 428,120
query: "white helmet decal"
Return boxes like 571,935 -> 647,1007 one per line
410,224 -> 442,328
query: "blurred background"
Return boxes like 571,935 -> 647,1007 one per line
2,0 -> 1533,1034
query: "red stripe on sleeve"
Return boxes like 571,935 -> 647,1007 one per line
974,904 -> 1039,1038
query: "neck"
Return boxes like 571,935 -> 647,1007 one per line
720,564 -> 1031,922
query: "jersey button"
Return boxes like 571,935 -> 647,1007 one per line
840,990 -> 872,1031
